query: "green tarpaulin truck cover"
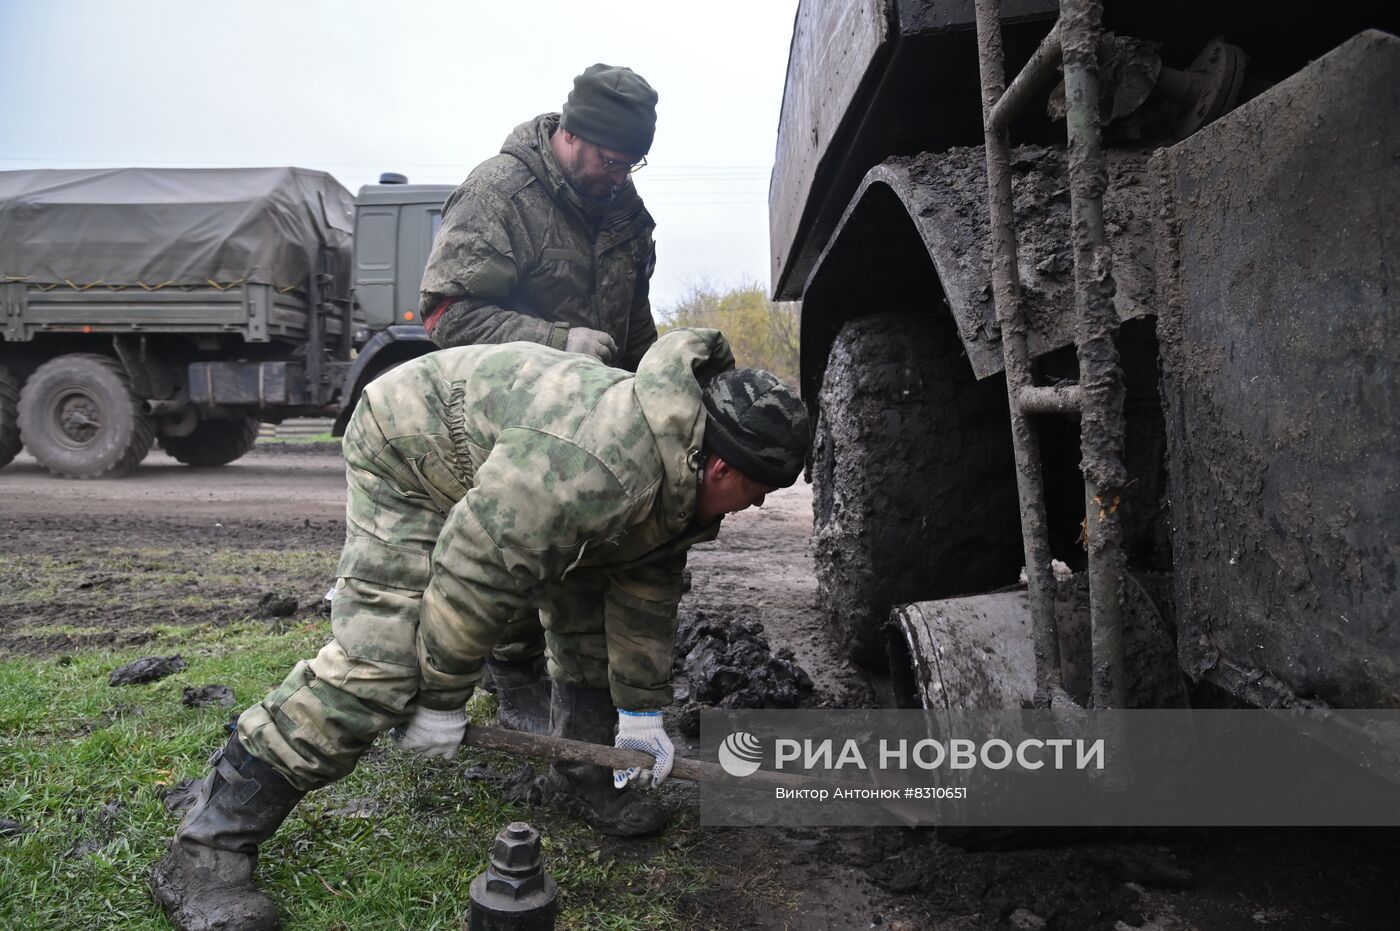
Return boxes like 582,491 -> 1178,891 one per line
0,166 -> 353,290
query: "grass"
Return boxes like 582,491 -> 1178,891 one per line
0,620 -> 729,930
0,528 -> 769,929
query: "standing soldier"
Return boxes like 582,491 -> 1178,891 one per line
150,328 -> 811,931
419,63 -> 661,733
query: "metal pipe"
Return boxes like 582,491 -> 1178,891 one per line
1061,0 -> 1129,710
1018,384 -> 1084,415
989,23 -> 1064,132
462,724 -> 929,824
974,0 -> 1063,698
466,724 -> 855,792
1154,66 -> 1195,102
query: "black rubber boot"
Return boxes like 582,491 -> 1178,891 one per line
485,655 -> 552,736
538,681 -> 670,837
150,735 -> 305,931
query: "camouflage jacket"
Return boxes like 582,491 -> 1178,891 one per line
357,329 -> 735,711
420,113 -> 658,371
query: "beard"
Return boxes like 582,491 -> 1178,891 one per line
562,148 -> 618,203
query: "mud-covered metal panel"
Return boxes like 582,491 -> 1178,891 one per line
895,0 -> 1056,36
770,0 -> 890,299
1156,31 -> 1400,708
805,146 -> 1157,380
895,593 -> 1037,715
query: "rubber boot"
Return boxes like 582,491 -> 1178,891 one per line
150,735 -> 305,931
538,681 -> 670,837
484,655 -> 552,736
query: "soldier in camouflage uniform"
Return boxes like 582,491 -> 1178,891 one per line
419,63 -> 661,732
150,328 -> 810,931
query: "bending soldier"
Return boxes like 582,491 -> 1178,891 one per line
151,328 -> 811,931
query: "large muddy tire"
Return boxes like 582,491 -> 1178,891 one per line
157,415 -> 260,467
811,313 -> 1023,669
0,367 -> 20,469
17,353 -> 154,479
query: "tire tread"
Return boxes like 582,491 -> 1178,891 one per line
157,415 -> 260,467
0,367 -> 21,469
17,353 -> 153,479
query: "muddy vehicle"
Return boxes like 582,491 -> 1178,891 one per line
0,168 -> 450,478
772,1 -> 1398,712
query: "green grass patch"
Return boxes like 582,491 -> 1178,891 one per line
0,627 -> 730,930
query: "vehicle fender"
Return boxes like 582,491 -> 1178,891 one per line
332,325 -> 435,436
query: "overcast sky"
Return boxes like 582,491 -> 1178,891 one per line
0,0 -> 799,310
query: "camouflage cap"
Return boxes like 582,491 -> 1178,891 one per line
701,369 -> 810,488
561,64 -> 658,156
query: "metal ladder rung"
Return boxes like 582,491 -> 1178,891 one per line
1018,384 -> 1083,415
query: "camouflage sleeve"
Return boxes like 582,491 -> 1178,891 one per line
419,184 -> 568,351
415,427 -> 647,708
603,553 -> 686,710
618,234 -> 659,372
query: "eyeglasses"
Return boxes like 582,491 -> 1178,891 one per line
592,143 -> 647,174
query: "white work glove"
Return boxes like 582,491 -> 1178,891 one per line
564,326 -> 618,364
393,706 -> 467,759
613,709 -> 674,789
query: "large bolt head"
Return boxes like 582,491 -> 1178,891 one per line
490,821 -> 542,875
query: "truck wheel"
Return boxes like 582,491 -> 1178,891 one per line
811,313 -> 1022,669
17,353 -> 154,479
0,367 -> 21,469
157,415 -> 260,466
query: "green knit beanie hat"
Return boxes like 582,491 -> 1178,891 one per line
561,64 -> 658,156
702,369 -> 810,488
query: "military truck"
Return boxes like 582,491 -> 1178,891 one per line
0,167 -> 450,478
772,1 -> 1398,712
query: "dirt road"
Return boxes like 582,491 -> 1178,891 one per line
3,444 -> 1395,930
1,446 -> 346,522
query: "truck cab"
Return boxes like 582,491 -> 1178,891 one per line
352,179 -> 453,332
329,177 -> 456,436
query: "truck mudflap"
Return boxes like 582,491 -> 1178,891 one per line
1155,31 -> 1400,708
331,324 -> 435,436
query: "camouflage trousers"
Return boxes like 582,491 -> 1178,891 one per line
236,392 -> 616,792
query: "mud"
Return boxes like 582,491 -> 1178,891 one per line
108,654 -> 186,685
884,142 -> 1157,381
1152,33 -> 1400,709
254,593 -> 299,618
181,684 -> 235,708
1052,572 -> 1187,709
0,447 -> 344,658
158,779 -> 201,813
671,611 -> 815,737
